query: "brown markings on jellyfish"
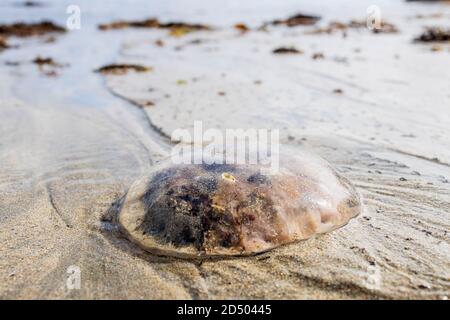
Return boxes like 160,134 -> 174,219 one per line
112,150 -> 361,259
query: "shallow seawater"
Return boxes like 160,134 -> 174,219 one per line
114,148 -> 361,258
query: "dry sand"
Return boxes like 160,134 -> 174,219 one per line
0,0 -> 449,299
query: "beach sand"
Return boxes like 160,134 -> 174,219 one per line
0,0 -> 449,299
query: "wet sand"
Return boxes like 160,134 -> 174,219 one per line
0,0 -> 449,299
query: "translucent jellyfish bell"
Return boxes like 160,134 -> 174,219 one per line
114,147 -> 361,258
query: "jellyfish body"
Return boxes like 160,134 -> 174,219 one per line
115,149 -> 361,258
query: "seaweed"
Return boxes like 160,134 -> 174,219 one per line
0,37 -> 9,50
0,21 -> 65,37
308,20 -> 398,35
95,64 -> 152,75
98,18 -> 211,37
414,27 -> 450,42
269,13 -> 321,27
272,47 -> 303,54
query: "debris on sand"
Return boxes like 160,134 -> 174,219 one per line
98,18 -> 211,36
312,52 -> 325,60
269,13 -> 321,27
159,22 -> 209,31
308,20 -> 398,35
15,1 -> 45,7
188,39 -> 204,45
414,27 -> 450,42
430,44 -> 444,52
95,64 -> 152,75
0,36 -> 9,50
4,61 -> 21,66
413,13 -> 443,20
0,21 -> 65,37
98,18 -> 159,30
32,56 -> 55,66
154,39 -> 164,47
307,21 -> 348,35
370,21 -> 399,34
234,23 -> 250,33
32,56 -> 64,67
272,47 -> 303,54
31,56 -> 67,77
333,88 -> 344,94
169,26 -> 200,37
143,101 -> 155,107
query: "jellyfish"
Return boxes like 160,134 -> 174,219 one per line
112,148 -> 361,258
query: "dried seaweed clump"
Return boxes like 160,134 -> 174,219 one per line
0,21 -> 65,37
269,13 -> 321,27
32,56 -> 61,67
113,151 -> 361,259
369,21 -> 398,34
16,1 -> 45,7
272,47 -> 303,54
98,18 -> 211,36
31,56 -> 67,77
0,36 -> 9,50
309,20 -> 398,35
414,27 -> 450,42
95,64 -> 152,75
234,23 -> 250,33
